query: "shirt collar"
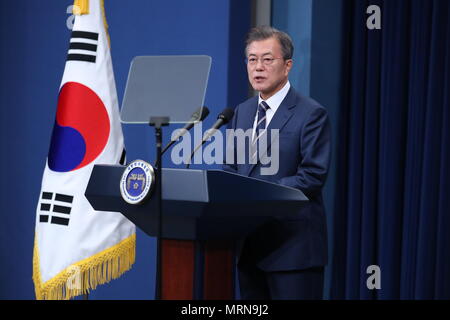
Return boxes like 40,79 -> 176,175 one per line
258,81 -> 291,113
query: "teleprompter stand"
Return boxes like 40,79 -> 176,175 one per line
149,116 -> 169,300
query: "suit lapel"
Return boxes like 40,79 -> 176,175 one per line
246,87 -> 298,176
240,96 -> 258,131
239,97 -> 258,175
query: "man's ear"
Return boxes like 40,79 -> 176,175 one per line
285,59 -> 293,75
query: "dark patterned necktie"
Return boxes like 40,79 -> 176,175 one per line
252,101 -> 270,161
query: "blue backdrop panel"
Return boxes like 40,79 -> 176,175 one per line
272,0 -> 312,96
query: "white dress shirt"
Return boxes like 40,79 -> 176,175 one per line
252,81 -> 291,140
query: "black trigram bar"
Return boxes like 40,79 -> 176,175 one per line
55,193 -> 74,203
67,53 -> 96,63
71,30 -> 99,41
42,192 -> 53,200
51,216 -> 70,226
53,205 -> 71,215
69,42 -> 97,52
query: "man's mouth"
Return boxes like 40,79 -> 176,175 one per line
254,76 -> 266,82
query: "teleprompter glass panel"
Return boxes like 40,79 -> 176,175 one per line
120,55 -> 211,124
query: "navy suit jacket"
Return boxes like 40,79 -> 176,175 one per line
223,87 -> 331,272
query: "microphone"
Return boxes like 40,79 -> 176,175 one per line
186,107 -> 234,168
161,106 -> 210,156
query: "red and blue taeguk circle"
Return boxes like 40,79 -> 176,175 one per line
48,82 -> 110,172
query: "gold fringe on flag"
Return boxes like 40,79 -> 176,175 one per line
33,234 -> 136,300
73,0 -> 89,15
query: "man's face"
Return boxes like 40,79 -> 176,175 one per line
246,37 -> 292,100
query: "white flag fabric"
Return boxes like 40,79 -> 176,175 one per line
33,0 -> 135,300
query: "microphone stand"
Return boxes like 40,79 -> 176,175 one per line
186,131 -> 212,169
154,128 -> 187,168
149,116 -> 169,300
186,108 -> 233,169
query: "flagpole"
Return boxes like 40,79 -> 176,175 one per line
149,116 -> 170,300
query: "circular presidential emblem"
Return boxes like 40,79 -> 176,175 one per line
120,160 -> 155,205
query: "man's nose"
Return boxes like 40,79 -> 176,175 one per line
255,59 -> 265,71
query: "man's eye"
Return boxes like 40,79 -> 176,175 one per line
263,58 -> 273,63
249,58 -> 257,63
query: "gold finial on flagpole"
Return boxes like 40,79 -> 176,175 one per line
73,0 -> 89,15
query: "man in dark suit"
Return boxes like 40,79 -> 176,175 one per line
223,26 -> 331,299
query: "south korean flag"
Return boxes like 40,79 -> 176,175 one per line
33,0 -> 135,300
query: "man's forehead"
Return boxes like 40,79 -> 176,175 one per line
247,37 -> 281,54
248,52 -> 274,57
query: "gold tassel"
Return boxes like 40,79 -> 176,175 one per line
33,234 -> 136,300
32,236 -> 43,300
73,0 -> 89,15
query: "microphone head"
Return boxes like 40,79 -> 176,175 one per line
191,106 -> 210,122
217,108 -> 235,124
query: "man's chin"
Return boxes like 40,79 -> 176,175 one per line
251,84 -> 268,93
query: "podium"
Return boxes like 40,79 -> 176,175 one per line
85,165 -> 308,299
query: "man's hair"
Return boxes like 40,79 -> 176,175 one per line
245,26 -> 294,60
